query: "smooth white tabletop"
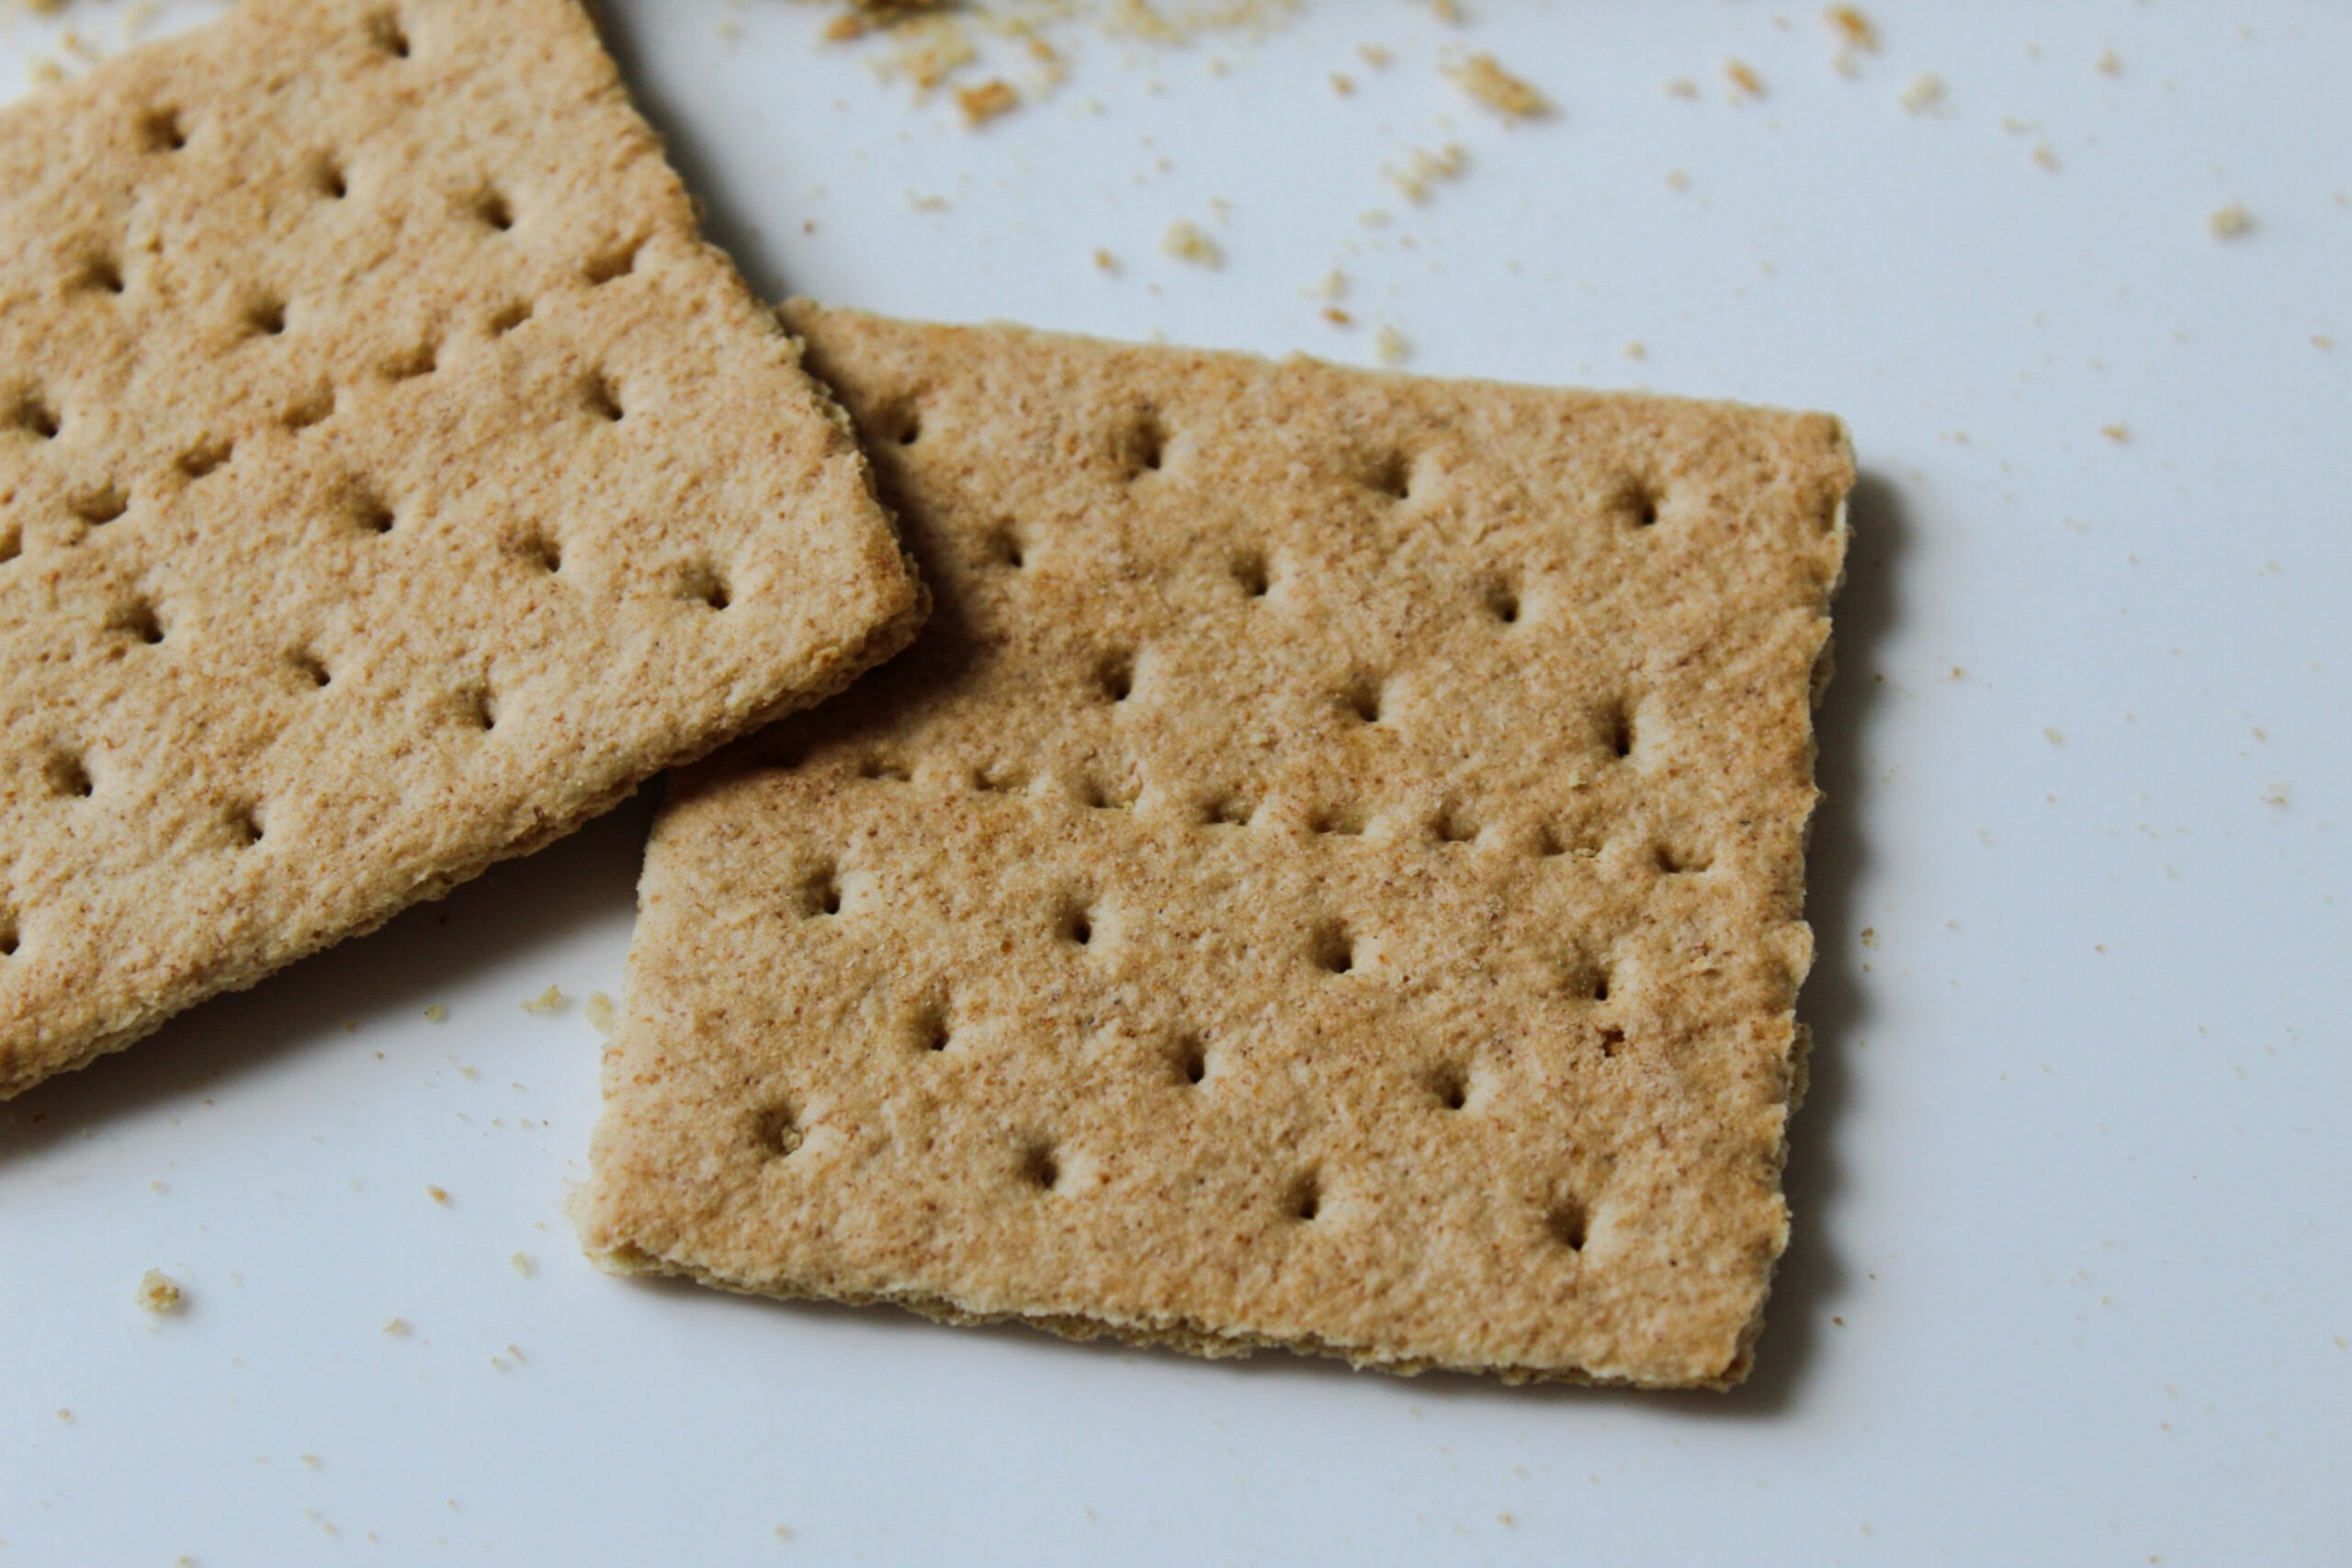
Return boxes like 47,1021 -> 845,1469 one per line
5,3 -> 2347,1563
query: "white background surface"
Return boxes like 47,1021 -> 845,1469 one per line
4,2 -> 2348,1562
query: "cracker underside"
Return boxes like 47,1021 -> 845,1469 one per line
0,2 -> 923,1097
582,305 -> 1850,1388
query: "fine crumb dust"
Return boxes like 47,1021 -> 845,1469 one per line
522,985 -> 567,1015
1446,53 -> 1548,119
1161,219 -> 1223,266
135,1269 -> 184,1314
2207,204 -> 2254,240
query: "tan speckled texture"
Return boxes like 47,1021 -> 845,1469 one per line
581,306 -> 1850,1388
0,5 -> 924,1097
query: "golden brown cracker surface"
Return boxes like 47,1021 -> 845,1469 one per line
0,4 -> 923,1097
581,305 -> 1850,1387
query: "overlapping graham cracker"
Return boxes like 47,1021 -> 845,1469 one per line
581,305 -> 1850,1387
0,4 -> 923,1097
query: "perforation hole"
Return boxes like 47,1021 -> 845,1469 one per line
1546,1198 -> 1589,1251
797,865 -> 842,919
464,686 -> 498,732
0,917 -> 17,958
1231,549 -> 1270,598
13,394 -> 60,440
71,486 -> 127,526
855,755 -> 910,784
1310,921 -> 1354,976
0,525 -> 18,565
227,802 -> 264,849
1122,410 -> 1166,478
972,762 -> 1026,795
584,242 -> 641,285
112,598 -> 164,645
385,343 -> 436,380
313,157 -> 348,199
585,373 -> 624,423
1095,651 -> 1135,703
750,1103 -> 803,1158
989,526 -> 1024,569
368,10 -> 411,58
1367,449 -> 1413,501
46,752 -> 92,798
1615,478 -> 1661,528
1306,803 -> 1365,837
681,565 -> 729,610
283,389 -> 334,430
487,300 -> 531,336
1603,699 -> 1635,760
1654,842 -> 1712,874
1172,1034 -> 1208,1086
288,649 -> 331,689
473,188 -> 514,232
245,297 -> 287,338
1482,577 -> 1521,624
1203,795 -> 1253,828
347,485 -> 394,536
513,531 -> 561,575
1019,1141 -> 1062,1192
1598,1026 -> 1624,1059
140,107 -> 187,152
912,1004 -> 951,1054
1058,902 -> 1096,947
1433,805 -> 1478,845
1288,1169 -> 1323,1222
177,438 -> 231,479
75,255 -> 125,296
1429,1063 -> 1470,1111
1587,962 -> 1612,1003
1340,675 -> 1384,724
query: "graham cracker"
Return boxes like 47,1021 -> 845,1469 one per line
580,305 -> 1851,1388
0,4 -> 923,1097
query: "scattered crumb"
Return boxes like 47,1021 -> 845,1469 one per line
1384,142 -> 1467,203
1665,75 -> 1698,100
1374,323 -> 1410,365
2264,784 -> 2290,809
1498,1511 -> 1518,1528
2315,334 -> 2337,351
1422,0 -> 1463,22
1092,247 -> 1120,273
1724,59 -> 1766,99
1322,306 -> 1353,326
1160,219 -> 1223,266
2096,49 -> 2121,77
1665,168 -> 1690,191
2100,423 -> 2130,442
300,1453 -> 322,1469
1825,6 -> 1876,51
1860,927 -> 1879,949
423,1003 -> 448,1023
382,1317 -> 412,1337
1900,73 -> 1945,113
2032,141 -> 2058,171
150,1179 -> 168,1194
954,77 -> 1018,126
1623,341 -> 1648,362
1308,268 -> 1348,300
56,1407 -> 72,1423
521,985 -> 566,1016
457,1063 -> 480,1080
909,192 -> 949,212
2208,203 -> 2254,240
1447,53 -> 1549,119
584,990 -> 616,1035
1358,44 -> 1391,69
2044,727 -> 2065,745
511,1251 -> 537,1278
425,1184 -> 452,1205
1329,71 -> 1352,96
775,1525 -> 797,1541
136,1269 -> 185,1314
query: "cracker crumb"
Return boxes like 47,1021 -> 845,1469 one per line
150,1179 -> 168,1194
1665,168 -> 1690,191
300,1453 -> 322,1469
1724,59 -> 1766,99
955,77 -> 1018,126
2044,728 -> 2065,745
1358,44 -> 1392,69
521,985 -> 566,1015
1623,340 -> 1648,361
1330,72 -> 1353,96
56,1407 -> 72,1423
2096,49 -> 2121,77
2100,423 -> 2130,442
1322,306 -> 1353,326
2032,141 -> 2058,171
1092,247 -> 1121,273
1384,143 -> 1467,203
1374,323 -> 1410,365
1860,927 -> 1879,948
584,989 -> 616,1035
511,1251 -> 537,1278
1825,6 -> 1877,51
2207,203 -> 2254,240
1447,53 -> 1549,118
2315,334 -> 2337,351
1160,219 -> 1223,267
1900,73 -> 1945,113
1308,268 -> 1348,300
1666,75 -> 1699,100
1423,0 -> 1463,21
426,1184 -> 451,1205
423,1003 -> 448,1023
382,1316 -> 412,1336
457,1063 -> 479,1080
136,1269 -> 184,1314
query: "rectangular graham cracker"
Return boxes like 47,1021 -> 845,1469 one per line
580,305 -> 1851,1387
0,4 -> 923,1097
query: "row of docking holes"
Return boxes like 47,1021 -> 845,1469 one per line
746,1056 -> 1600,1251
890,393 -> 1670,547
